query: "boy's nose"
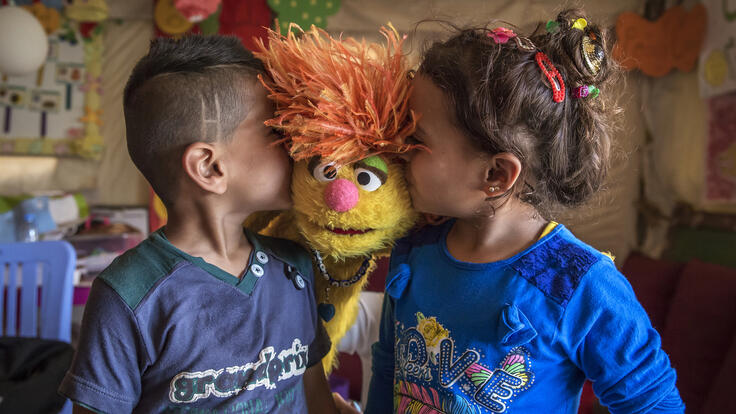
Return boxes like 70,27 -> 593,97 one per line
324,179 -> 359,212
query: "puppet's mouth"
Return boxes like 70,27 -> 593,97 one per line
326,227 -> 374,235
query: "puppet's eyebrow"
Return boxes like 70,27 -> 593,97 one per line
356,155 -> 388,174
355,156 -> 388,183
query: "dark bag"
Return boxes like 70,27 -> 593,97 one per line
0,337 -> 73,414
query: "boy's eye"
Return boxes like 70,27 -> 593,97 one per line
406,135 -> 422,145
354,168 -> 383,192
312,162 -> 338,182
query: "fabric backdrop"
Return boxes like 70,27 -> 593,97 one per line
0,0 -> 715,261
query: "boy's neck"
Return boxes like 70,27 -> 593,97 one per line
164,201 -> 253,278
446,202 -> 547,264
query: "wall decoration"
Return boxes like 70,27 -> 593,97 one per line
218,0 -> 271,50
705,91 -> 736,203
0,3 -> 105,159
64,0 -> 108,22
154,0 -> 271,52
613,4 -> 706,77
268,0 -> 340,33
173,0 -> 221,23
154,0 -> 193,36
0,6 -> 49,76
699,0 -> 736,97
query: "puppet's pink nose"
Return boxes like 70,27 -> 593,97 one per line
324,179 -> 359,212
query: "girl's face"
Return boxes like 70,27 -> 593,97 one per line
404,75 -> 491,218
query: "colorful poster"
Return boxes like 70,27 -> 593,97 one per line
0,3 -> 105,159
705,92 -> 736,202
699,0 -> 736,97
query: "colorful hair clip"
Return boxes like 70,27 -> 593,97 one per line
572,18 -> 587,31
545,20 -> 560,33
572,85 -> 599,99
488,27 -> 516,44
581,35 -> 605,75
535,52 -> 565,103
515,36 -> 536,51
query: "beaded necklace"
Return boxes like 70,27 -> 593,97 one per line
312,249 -> 375,322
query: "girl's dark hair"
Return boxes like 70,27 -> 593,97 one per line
418,8 -> 619,216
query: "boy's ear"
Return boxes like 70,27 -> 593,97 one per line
484,152 -> 522,196
181,142 -> 227,195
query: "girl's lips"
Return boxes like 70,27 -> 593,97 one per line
326,227 -> 373,235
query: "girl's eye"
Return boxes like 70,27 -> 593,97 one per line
312,162 -> 338,182
354,168 -> 383,192
270,128 -> 284,139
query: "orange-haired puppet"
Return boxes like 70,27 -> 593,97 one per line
252,25 -> 419,372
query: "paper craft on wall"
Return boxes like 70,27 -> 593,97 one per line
154,0 -> 271,52
699,0 -> 736,97
705,91 -> 736,203
613,5 -> 706,77
0,2 -> 105,159
268,0 -> 341,33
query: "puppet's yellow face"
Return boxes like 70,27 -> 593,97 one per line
291,155 -> 417,259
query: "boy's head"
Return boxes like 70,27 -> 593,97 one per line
124,35 -> 291,212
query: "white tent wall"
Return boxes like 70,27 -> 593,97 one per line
0,0 -> 716,262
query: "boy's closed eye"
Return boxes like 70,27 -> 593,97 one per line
405,134 -> 422,145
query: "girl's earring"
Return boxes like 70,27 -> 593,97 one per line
488,186 -> 500,194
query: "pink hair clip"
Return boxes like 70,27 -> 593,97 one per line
573,85 -> 599,99
488,27 -> 516,44
535,52 -> 565,103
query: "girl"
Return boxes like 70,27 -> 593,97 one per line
366,9 -> 684,414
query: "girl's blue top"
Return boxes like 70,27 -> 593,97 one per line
366,220 -> 684,414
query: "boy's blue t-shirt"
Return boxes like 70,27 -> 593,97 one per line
59,228 -> 330,413
367,220 -> 685,414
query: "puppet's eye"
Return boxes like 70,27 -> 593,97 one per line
312,162 -> 338,182
354,168 -> 383,192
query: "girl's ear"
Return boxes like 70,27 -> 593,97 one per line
484,152 -> 522,197
182,142 -> 228,195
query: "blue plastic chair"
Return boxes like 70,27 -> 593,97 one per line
0,241 -> 76,414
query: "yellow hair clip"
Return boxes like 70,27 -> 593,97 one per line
572,18 -> 587,31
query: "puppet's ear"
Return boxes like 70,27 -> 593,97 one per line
181,142 -> 228,195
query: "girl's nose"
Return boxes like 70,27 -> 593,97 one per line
324,178 -> 359,212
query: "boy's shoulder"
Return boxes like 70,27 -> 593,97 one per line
247,229 -> 314,280
509,224 -> 616,308
97,233 -> 181,310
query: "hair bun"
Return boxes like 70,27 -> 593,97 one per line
542,9 -> 611,86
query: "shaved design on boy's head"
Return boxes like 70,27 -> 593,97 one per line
200,91 -> 223,143
123,36 -> 265,206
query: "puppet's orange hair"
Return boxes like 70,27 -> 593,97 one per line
254,23 -> 419,166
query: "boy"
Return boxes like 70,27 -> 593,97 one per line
59,35 -> 345,413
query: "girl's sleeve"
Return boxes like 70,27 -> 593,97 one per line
365,292 -> 396,414
556,260 -> 685,414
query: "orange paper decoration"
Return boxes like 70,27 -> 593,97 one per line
613,5 -> 706,77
